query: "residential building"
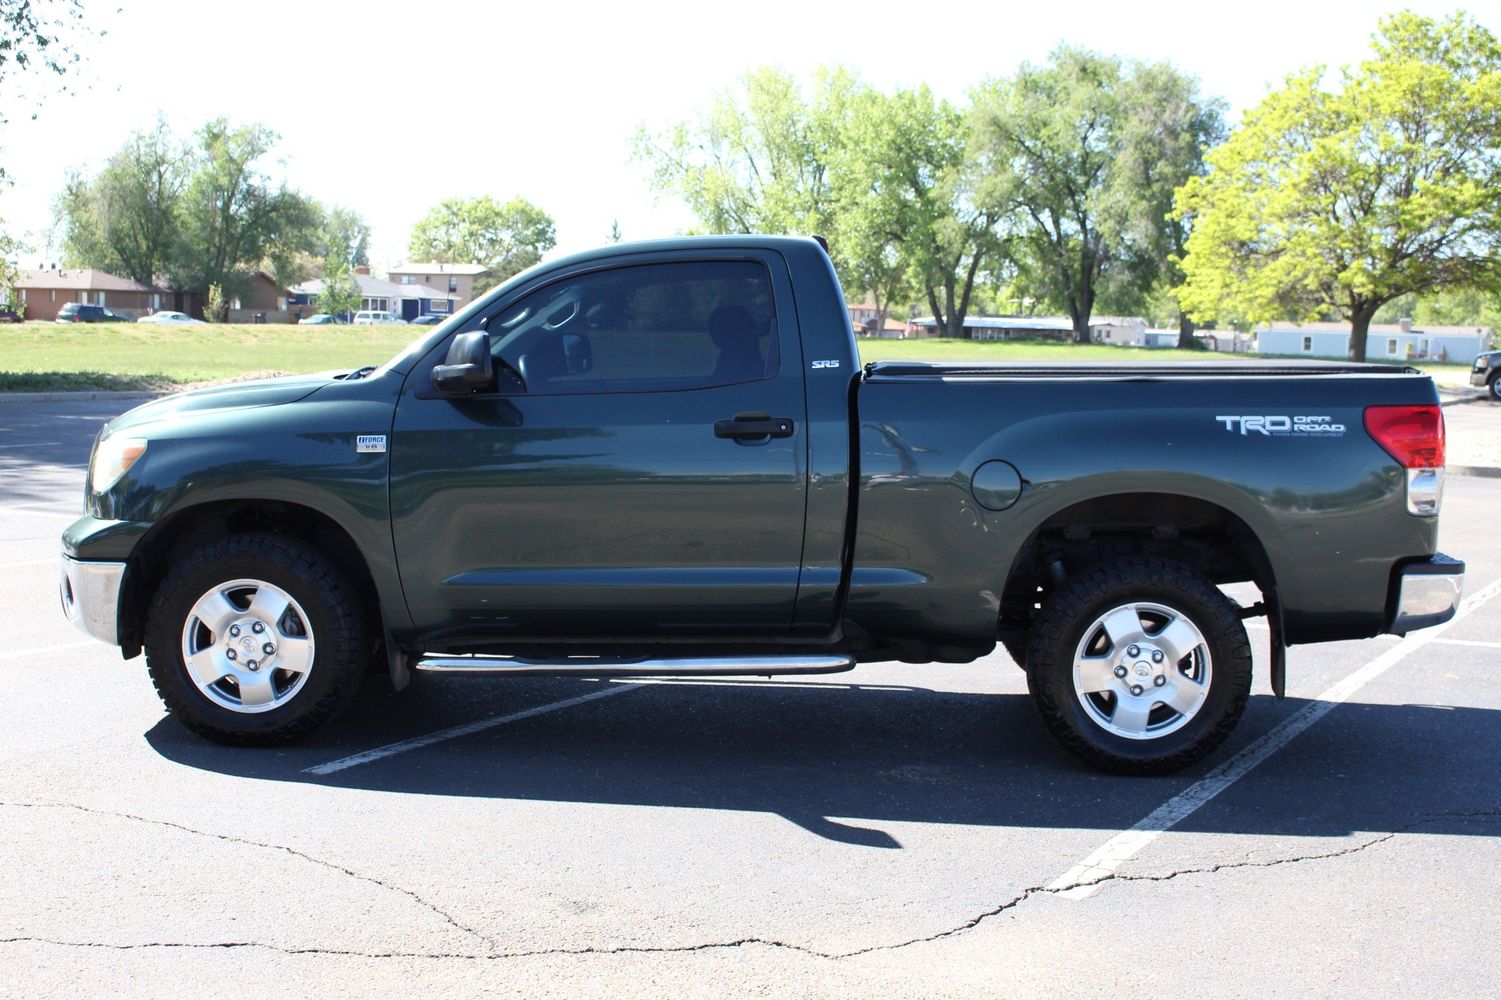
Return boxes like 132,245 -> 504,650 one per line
907,314 -> 1148,343
1141,329 -> 1182,348
12,267 -> 165,321
1256,319 -> 1491,362
227,272 -> 293,323
386,261 -> 489,312
1196,330 -> 1254,353
288,271 -> 454,321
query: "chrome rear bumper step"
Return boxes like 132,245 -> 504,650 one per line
413,653 -> 856,678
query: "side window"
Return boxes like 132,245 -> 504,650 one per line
488,261 -> 778,395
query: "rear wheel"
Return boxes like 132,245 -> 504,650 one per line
1026,558 -> 1251,775
144,533 -> 368,745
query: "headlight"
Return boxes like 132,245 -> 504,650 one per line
90,436 -> 147,494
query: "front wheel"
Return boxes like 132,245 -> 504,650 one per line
1489,374 -> 1500,402
1025,558 -> 1252,775
144,533 -> 368,745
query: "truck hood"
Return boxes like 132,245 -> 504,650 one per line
105,371 -> 338,434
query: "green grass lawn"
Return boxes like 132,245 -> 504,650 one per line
0,322 -> 419,391
0,322 -> 1478,391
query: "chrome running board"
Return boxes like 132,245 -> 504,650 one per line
413,653 -> 856,678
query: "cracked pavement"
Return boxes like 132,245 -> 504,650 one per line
3,398 -> 1500,998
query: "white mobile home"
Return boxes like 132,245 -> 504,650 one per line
1257,320 -> 1491,362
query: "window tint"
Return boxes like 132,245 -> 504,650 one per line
488,261 -> 778,394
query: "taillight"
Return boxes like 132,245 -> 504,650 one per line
1364,404 -> 1445,516
1364,405 -> 1444,468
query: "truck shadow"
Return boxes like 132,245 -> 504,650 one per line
144,676 -> 1501,848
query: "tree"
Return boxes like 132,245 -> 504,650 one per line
638,67 -> 1000,339
1111,63 -> 1226,347
841,84 -> 1002,339
1175,12 -> 1501,361
636,67 -> 843,239
173,118 -> 320,300
0,0 -> 89,126
0,222 -> 20,307
204,282 -> 226,324
971,49 -> 1223,344
321,205 -> 369,267
316,235 -> 362,320
407,195 -> 555,294
57,118 -> 187,286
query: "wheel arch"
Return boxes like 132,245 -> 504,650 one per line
118,499 -> 385,657
997,490 -> 1280,653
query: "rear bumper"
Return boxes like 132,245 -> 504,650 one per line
1386,553 -> 1465,635
59,555 -> 126,645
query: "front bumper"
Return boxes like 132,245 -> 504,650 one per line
1387,553 -> 1465,635
59,555 -> 126,645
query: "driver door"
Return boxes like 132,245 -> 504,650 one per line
389,251 -> 808,644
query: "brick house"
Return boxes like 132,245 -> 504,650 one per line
226,272 -> 294,323
385,262 -> 489,312
13,267 -> 165,321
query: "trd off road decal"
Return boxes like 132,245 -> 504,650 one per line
1215,415 -> 1346,437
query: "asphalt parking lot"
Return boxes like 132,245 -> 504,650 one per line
2,395 -> 1499,998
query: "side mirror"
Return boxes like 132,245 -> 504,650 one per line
561,332 -> 593,375
432,331 -> 494,392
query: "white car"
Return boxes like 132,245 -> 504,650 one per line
137,310 -> 205,324
352,310 -> 405,325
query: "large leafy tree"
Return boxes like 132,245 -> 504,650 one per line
971,49 -> 1222,344
1175,12 -> 1501,361
842,84 -> 1003,339
636,67 -> 843,239
57,117 -> 321,297
407,195 -> 555,294
638,68 -> 1001,338
58,118 -> 187,285
173,118 -> 320,298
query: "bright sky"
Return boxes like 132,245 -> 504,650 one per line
0,0 -> 1487,276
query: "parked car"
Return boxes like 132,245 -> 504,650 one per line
60,236 -> 1464,775
410,314 -> 444,325
137,311 -> 205,325
353,310 -> 405,325
0,305 -> 22,323
1471,350 -> 1501,401
298,313 -> 346,325
55,303 -> 134,323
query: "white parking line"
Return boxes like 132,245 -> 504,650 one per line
0,504 -> 79,518
0,639 -> 99,661
1048,573 -> 1501,900
1431,638 -> 1501,650
303,683 -> 644,775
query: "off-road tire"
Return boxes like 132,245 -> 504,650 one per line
144,533 -> 368,745
1025,558 -> 1252,775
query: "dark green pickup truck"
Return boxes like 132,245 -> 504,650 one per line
61,236 -> 1465,773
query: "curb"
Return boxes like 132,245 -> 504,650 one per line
1439,392 -> 1488,407
1450,465 -> 1501,479
0,390 -> 167,405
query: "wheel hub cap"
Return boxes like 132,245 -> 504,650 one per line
1071,601 -> 1213,741
180,579 -> 314,714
